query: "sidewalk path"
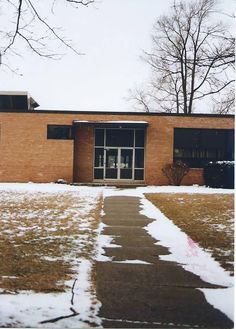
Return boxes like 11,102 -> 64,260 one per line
96,196 -> 233,328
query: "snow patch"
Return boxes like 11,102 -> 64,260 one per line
199,287 -> 234,321
103,185 -> 234,198
0,258 -> 101,328
141,197 -> 233,287
113,259 -> 152,265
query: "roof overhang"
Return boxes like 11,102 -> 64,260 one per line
73,120 -> 149,129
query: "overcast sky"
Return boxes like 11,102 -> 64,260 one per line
0,0 -> 234,111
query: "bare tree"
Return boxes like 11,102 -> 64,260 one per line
0,0 -> 95,71
212,85 -> 235,114
131,0 -> 235,114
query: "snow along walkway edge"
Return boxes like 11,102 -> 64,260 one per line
103,186 -> 234,321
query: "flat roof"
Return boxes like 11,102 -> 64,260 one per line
0,109 -> 234,118
0,91 -> 28,96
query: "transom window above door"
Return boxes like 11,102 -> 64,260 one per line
95,128 -> 144,148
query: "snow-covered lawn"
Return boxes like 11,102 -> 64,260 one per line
0,183 -> 234,327
0,183 -> 104,328
145,193 -> 234,274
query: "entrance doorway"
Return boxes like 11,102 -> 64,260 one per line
94,128 -> 145,181
105,148 -> 133,179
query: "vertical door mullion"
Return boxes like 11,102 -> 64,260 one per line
118,148 -> 121,180
132,148 -> 135,180
103,129 -> 106,179
103,148 -> 106,179
133,129 -> 135,180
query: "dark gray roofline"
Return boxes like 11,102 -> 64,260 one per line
0,109 -> 234,118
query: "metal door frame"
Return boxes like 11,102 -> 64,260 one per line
104,147 -> 134,180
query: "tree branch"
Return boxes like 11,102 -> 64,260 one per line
3,0 -> 23,54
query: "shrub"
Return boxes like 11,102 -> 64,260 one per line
162,161 -> 190,186
203,161 -> 234,189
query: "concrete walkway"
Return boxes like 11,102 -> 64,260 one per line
96,196 -> 233,328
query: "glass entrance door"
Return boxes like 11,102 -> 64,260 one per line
94,128 -> 145,181
120,149 -> 133,179
105,149 -> 118,179
105,148 -> 133,180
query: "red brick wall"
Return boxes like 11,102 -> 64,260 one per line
73,126 -> 94,183
0,112 -> 233,185
0,113 -> 74,182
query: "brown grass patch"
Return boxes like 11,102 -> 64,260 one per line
0,190 -> 103,293
145,193 -> 234,275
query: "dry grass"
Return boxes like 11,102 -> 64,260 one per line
145,193 -> 234,275
0,190 -> 102,293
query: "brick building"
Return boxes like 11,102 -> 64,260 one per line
0,92 -> 234,185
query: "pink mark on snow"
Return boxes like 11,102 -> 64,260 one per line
185,237 -> 208,277
186,236 -> 199,257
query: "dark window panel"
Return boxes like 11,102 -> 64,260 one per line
106,129 -> 134,147
12,96 -> 28,110
94,169 -> 104,179
105,168 -> 118,179
120,149 -> 133,169
173,128 -> 234,168
174,128 -> 234,150
135,149 -> 144,168
0,96 -> 11,109
174,158 -> 216,168
95,129 -> 104,146
120,169 -> 133,179
94,148 -> 104,167
0,95 -> 28,110
201,130 -> 225,149
134,169 -> 144,180
47,125 -> 73,140
174,128 -> 200,148
135,129 -> 145,147
226,130 -> 235,160
174,148 -> 220,159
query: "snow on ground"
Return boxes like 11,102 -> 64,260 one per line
0,183 -> 105,328
113,260 -> 152,265
0,182 -> 104,195
103,185 -> 234,321
0,183 -> 234,325
102,185 -> 234,200
199,286 -> 234,322
95,204 -> 122,263
140,196 -> 234,321
96,222 -> 115,262
0,259 -> 100,328
140,197 -> 233,286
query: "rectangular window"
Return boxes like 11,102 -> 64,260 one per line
47,125 -> 73,140
0,95 -> 28,110
174,128 -> 234,168
106,129 -> 134,147
94,168 -> 104,179
94,148 -> 104,167
135,129 -> 145,147
134,169 -> 144,180
95,129 -> 104,146
135,149 -> 144,168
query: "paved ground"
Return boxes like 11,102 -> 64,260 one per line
96,196 -> 233,328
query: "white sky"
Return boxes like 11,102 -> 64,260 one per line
0,0 -> 234,111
